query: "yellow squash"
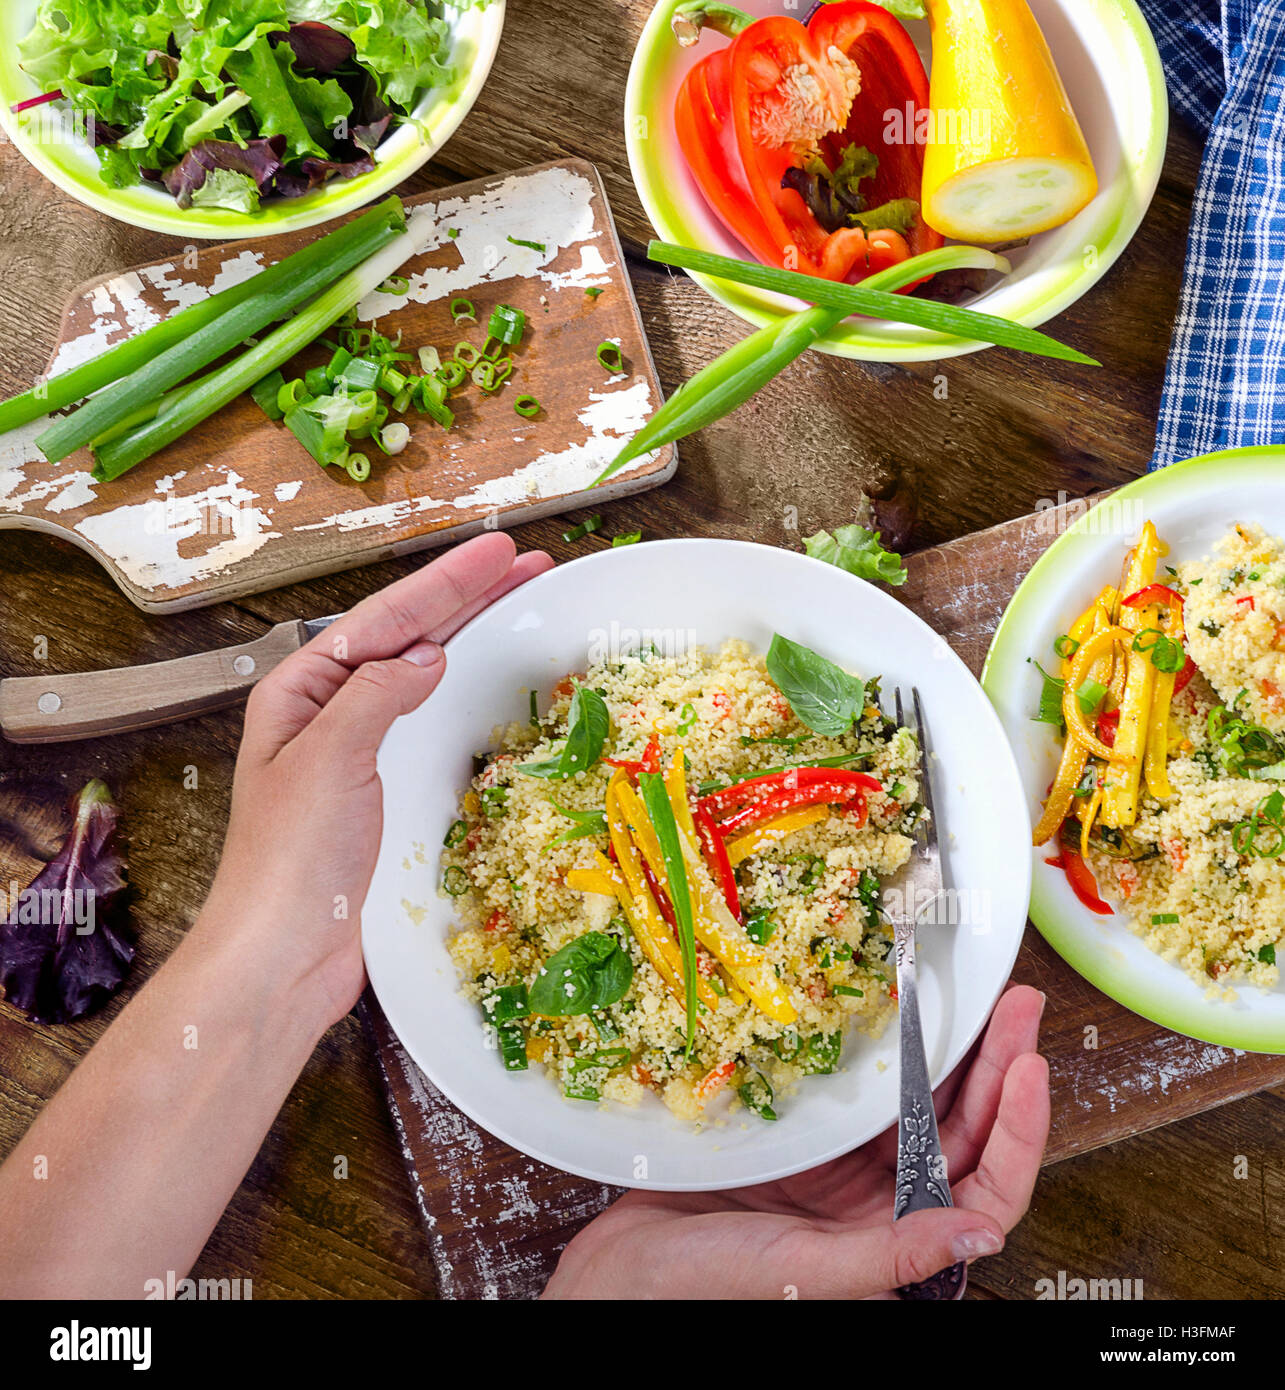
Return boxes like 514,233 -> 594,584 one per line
921,0 -> 1098,241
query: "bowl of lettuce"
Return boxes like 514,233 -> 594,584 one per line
0,1 -> 505,238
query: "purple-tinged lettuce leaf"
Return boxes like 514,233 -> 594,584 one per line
282,21 -> 356,74
269,151 -> 374,199
162,135 -> 286,207
0,781 -> 132,1026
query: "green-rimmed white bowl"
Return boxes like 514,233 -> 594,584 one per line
0,1 -> 506,239
625,0 -> 1167,362
983,448 -> 1285,1054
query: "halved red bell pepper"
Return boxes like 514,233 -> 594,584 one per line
674,1 -> 941,283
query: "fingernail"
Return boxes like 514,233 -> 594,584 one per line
951,1229 -> 1003,1262
401,641 -> 445,669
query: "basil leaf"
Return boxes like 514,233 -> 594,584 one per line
803,524 -> 908,587
528,931 -> 633,1016
548,802 -> 608,847
515,751 -> 567,778
766,634 -> 866,737
560,682 -> 609,777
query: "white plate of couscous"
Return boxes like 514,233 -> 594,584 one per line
362,539 -> 1029,1191
984,447 -> 1285,1054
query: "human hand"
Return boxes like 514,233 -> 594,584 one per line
544,984 -> 1049,1300
200,532 -> 553,1028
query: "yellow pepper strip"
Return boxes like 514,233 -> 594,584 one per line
1031,736 -> 1088,847
664,748 -> 697,843
725,806 -> 830,866
604,778 -> 717,1015
1061,586 -> 1116,679
1103,522 -> 1163,828
565,865 -> 623,898
1144,597 -> 1186,801
1079,783 -> 1103,860
616,781 -> 796,1025
1064,626 -> 1137,763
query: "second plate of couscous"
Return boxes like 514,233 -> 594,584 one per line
985,446 -> 1285,1054
362,539 -> 1029,1190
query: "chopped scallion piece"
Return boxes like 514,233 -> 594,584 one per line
488,304 -> 527,346
507,235 -> 547,252
612,530 -> 642,547
514,395 -> 541,418
596,341 -> 624,374
562,515 -> 603,543
451,298 -> 476,325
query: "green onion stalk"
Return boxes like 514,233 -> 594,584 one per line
39,199 -> 406,464
92,220 -> 432,484
0,200 -> 402,438
596,244 -> 1095,485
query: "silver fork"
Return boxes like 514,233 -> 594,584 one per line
886,686 -> 966,1301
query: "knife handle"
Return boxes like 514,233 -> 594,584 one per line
0,620 -> 308,744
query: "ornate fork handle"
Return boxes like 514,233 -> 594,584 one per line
891,907 -> 966,1301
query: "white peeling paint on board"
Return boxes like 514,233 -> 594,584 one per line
73,472 -> 279,591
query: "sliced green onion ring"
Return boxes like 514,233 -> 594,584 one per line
514,395 -> 541,418
597,341 -> 624,374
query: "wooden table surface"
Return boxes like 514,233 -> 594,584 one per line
2,0 -> 1282,1300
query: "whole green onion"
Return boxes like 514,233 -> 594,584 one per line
0,205 -> 397,437
38,199 -> 406,463
647,240 -> 1098,364
595,247 -> 1020,485
93,223 -> 430,483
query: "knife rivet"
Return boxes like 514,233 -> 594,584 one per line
233,655 -> 256,677
37,692 -> 62,714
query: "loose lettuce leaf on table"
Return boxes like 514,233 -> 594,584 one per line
0,781 -> 132,1026
804,524 -> 909,587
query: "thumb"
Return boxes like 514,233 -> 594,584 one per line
794,1207 -> 1005,1299
303,641 -> 446,766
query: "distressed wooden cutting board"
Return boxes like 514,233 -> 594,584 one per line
0,160 -> 673,614
360,494 -> 1285,1300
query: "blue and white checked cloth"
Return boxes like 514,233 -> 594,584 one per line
1137,0 -> 1285,468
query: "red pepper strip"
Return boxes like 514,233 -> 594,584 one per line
640,858 -> 678,932
694,803 -> 742,923
1046,848 -> 1112,916
1122,583 -> 1184,615
1236,595 -> 1256,612
1173,656 -> 1197,694
1097,708 -> 1120,747
717,782 -> 864,837
699,767 -> 881,820
606,737 -> 663,778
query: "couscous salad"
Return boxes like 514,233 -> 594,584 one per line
1031,521 -> 1285,996
440,636 -> 925,1121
